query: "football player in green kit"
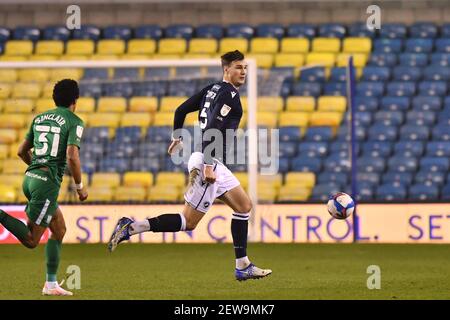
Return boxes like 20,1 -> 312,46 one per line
0,79 -> 88,296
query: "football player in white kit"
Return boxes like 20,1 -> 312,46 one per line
109,50 -> 272,281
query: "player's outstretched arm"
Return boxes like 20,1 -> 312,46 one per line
17,139 -> 33,165
67,145 -> 88,201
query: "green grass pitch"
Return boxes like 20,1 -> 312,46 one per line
0,243 -> 449,300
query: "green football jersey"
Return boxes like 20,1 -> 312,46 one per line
25,106 -> 84,186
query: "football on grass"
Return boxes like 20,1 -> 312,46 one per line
327,192 -> 355,220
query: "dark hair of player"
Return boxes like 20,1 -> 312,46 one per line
52,79 -> 80,108
221,50 -> 245,69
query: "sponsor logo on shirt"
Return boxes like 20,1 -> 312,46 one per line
231,91 -> 237,98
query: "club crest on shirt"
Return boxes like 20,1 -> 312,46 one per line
220,104 -> 232,116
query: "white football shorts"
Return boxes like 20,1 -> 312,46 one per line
184,152 -> 240,214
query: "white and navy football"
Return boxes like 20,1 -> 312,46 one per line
327,192 -> 355,220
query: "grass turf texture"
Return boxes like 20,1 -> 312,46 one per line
0,243 -> 449,300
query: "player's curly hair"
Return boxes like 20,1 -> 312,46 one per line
53,79 -> 79,108
221,50 -> 245,68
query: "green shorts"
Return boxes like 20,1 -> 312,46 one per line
22,168 -> 59,227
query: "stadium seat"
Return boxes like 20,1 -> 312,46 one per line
368,53 -> 397,67
386,82 -> 416,97
0,114 -> 26,129
291,157 -> 322,173
299,67 -> 325,82
160,96 -> 187,112
103,26 -> 132,40
0,185 -> 16,202
157,38 -> 186,54
120,113 -> 152,129
343,37 -> 372,53
189,38 -> 218,54
88,113 -> 120,130
286,96 -> 315,112
277,185 -> 311,202
256,24 -> 285,39
1,158 -> 27,174
91,172 -> 121,188
368,124 -> 398,141
155,172 -> 185,188
4,40 -> 33,56
363,141 -> 392,158
10,83 -> 40,99
394,141 -> 424,158
374,111 -> 404,126
426,142 -> 450,157
430,53 -> 450,67
423,66 -> 450,81
410,22 -> 438,38
435,38 -> 450,53
97,97 -> 127,113
18,68 -> 50,83
379,96 -> 410,111
43,26 -> 70,41
97,39 -> 126,55
285,172 -> 316,188
250,38 -> 279,54
72,25 -> 101,41
0,27 -> 10,42
356,82 -> 385,97
412,96 -> 442,112
318,23 -> 346,38
226,24 -> 254,39
258,96 -> 284,112
309,112 -> 342,127
312,38 -> 340,53
418,81 -> 447,96
287,24 -> 315,38
127,39 -> 156,55
388,156 -> 418,173
165,24 -> 194,40
274,53 -> 305,67
392,66 -> 422,82
114,186 -> 147,202
279,126 -> 302,142
0,69 -> 18,83
379,23 -> 407,39
398,53 -> 428,67
292,82 -> 322,97
278,112 -> 308,127
280,38 -> 309,53
196,25 -> 223,39
414,171 -> 445,187
135,25 -> 163,40
310,184 -> 342,201
147,185 -> 181,202
373,39 -> 403,53
129,97 -> 158,112
336,53 -> 367,67
85,186 -> 113,202
420,157 -> 449,172
330,67 -> 347,82
409,184 -> 439,201
376,183 -> 407,201
257,112 -> 278,128
382,172 -> 413,186
305,53 -> 335,67
0,83 -> 12,98
304,126 -> 333,142
35,40 -> 64,55
317,96 -> 346,112
82,68 -> 109,81
405,39 -> 433,53
399,125 -> 430,141
66,40 -> 95,55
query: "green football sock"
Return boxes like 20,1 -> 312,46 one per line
46,239 -> 62,282
0,209 -> 30,242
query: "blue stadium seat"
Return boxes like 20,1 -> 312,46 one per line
81,159 -> 97,174
368,124 -> 398,141
397,53 -> 428,67
0,42 -> 4,55
374,111 -> 404,126
43,26 -> 70,41
325,152 -> 350,169
114,68 -> 140,80
329,141 -> 350,153
399,125 -> 430,141
299,67 -> 326,82
353,111 -> 372,127
138,142 -> 167,158
165,24 -> 194,39
357,172 -> 381,186
72,25 -> 101,40
144,67 -> 171,80
357,156 -> 385,173
362,141 -> 392,157
318,23 -> 346,38
279,142 -> 298,158
195,24 -> 223,39
83,127 -> 110,144
269,67 -> 295,78
310,184 -> 342,201
442,24 -> 450,38
442,184 -> 450,201
355,184 -> 375,201
420,157 -> 450,172
287,24 -> 316,38
323,82 -> 346,96
418,81 -> 447,96
405,38 -> 434,53
348,22 -> 376,38
130,157 -> 161,172
226,24 -> 254,39
83,68 -> 109,80
430,53 -> 450,66
330,67 -> 347,82
292,82 -> 322,97
133,81 -> 167,97
0,27 -> 10,42
356,82 -> 385,97
168,79 -> 197,96
304,127 -> 333,142
380,96 -> 410,111
279,127 -> 302,142
102,82 -> 133,97
291,157 -> 322,173
426,141 -> 450,157
382,172 -> 413,186
376,183 -> 407,201
115,127 -> 142,144
98,158 -> 129,173
435,38 -> 450,53
103,26 -> 132,40
81,142 -> 104,159
368,53 -> 397,67
278,158 -> 290,173
256,24 -> 285,38
373,39 -> 403,53
135,25 -> 163,39
388,156 -> 418,173
79,83 -> 102,98
409,22 -> 438,38
13,26 -> 40,41
405,110 -> 436,126
362,66 -> 390,82
379,23 -> 407,39
317,172 -> 348,186
423,66 -> 450,81
386,82 -> 416,97
412,96 -> 442,111
147,126 -> 172,142
106,141 -> 138,158
394,141 -> 424,157
163,157 -> 185,172
354,96 -> 379,112
336,125 -> 366,142
409,184 -> 439,200
392,66 -> 422,82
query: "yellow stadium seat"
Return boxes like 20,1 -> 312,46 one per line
258,96 -> 284,112
121,113 -> 152,129
219,38 -> 249,53
59,55 -> 88,61
286,96 -> 315,112
4,40 -> 33,56
147,185 -> 180,202
88,113 -> 120,128
153,113 -> 174,126
233,172 -> 248,189
258,188 -> 277,203
0,145 -> 8,159
76,97 -> 96,113
66,40 -> 95,55
91,172 -> 121,188
343,37 -> 372,53
127,39 -> 156,55
274,53 -> 304,67
41,83 -> 54,98
189,39 -> 218,54
123,172 -> 153,188
29,55 -> 58,61
278,186 -> 311,202
0,184 -> 16,202
8,142 -> 20,158
18,69 -> 49,83
246,54 -> 274,68
18,127 -> 28,140
160,96 -> 187,112
257,112 -> 278,128
306,53 -> 336,67
4,99 -> 33,113
156,172 -> 185,188
85,186 -> 113,203
114,186 -> 147,202
159,39 -> 187,54
0,174 -> 24,189
280,38 -> 310,53
250,38 -> 279,54
2,158 -> 27,174
279,112 -> 309,127
97,97 -> 127,113
11,83 -> 41,99
97,40 -> 126,55
129,97 -> 158,112
317,96 -> 347,112
309,112 -> 343,127
336,53 -> 368,67
34,98 -> 54,113
74,112 -> 88,126
0,69 -> 18,82
50,68 -> 83,81
312,38 -> 341,53
0,83 -> 12,98
35,40 -> 64,55
184,112 -> 198,126
0,114 -> 25,129
60,173 -> 89,192
0,56 -> 27,61
285,172 -> 316,188
259,174 -> 283,188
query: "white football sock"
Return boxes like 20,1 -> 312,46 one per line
236,256 -> 251,270
129,220 -> 150,235
46,281 -> 58,289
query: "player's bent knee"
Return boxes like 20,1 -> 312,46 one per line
185,220 -> 198,231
